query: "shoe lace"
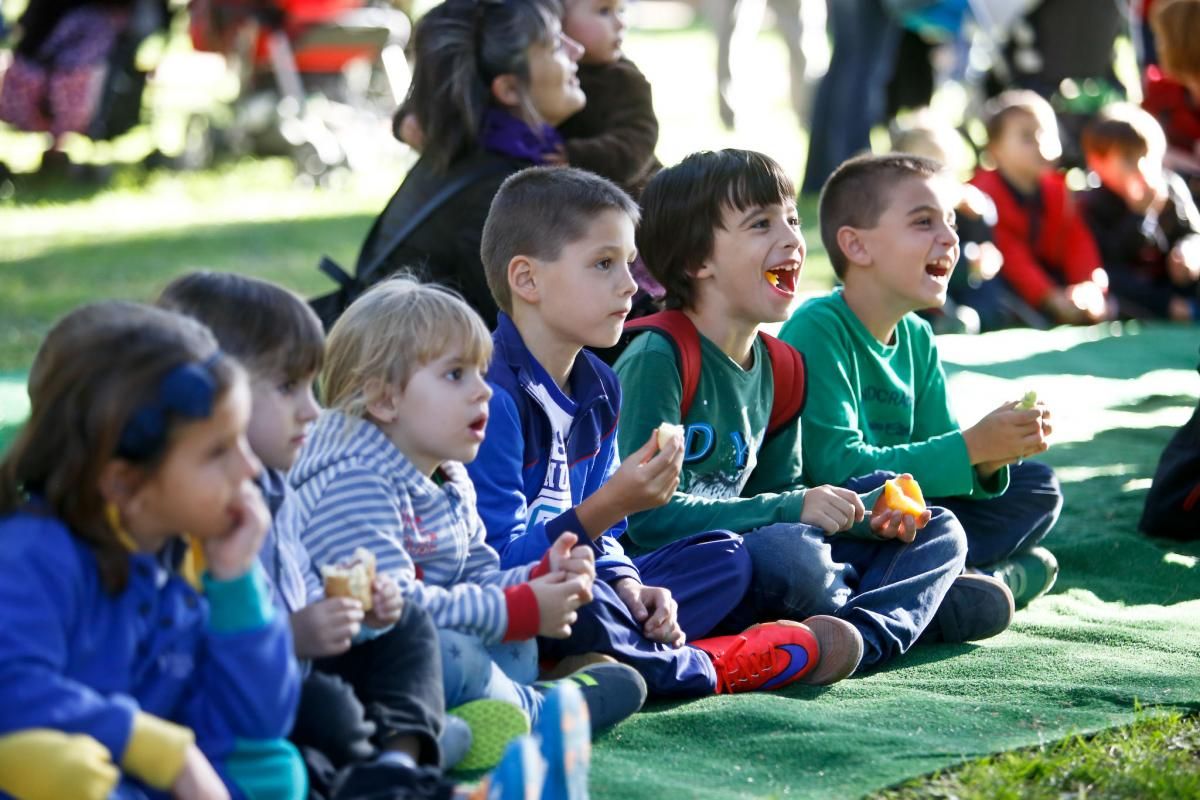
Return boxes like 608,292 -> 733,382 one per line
714,635 -> 776,693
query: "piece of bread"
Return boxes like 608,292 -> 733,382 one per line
321,547 -> 376,610
656,423 -> 684,450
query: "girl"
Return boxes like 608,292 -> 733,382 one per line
354,0 -> 586,328
0,301 -> 303,800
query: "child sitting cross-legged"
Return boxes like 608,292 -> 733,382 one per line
780,153 -> 1064,611
615,149 -> 1016,676
467,165 -> 854,694
287,277 -> 648,751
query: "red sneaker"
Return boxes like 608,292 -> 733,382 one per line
691,620 -> 819,694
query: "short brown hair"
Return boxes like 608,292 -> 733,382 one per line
982,89 -> 1058,146
1153,0 -> 1200,81
158,270 -> 325,381
819,153 -> 947,278
1081,102 -> 1167,163
0,302 -> 238,593
638,149 -> 796,310
322,276 -> 491,418
481,166 -> 639,314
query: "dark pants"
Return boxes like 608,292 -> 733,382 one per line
293,602 -> 445,771
540,530 -> 752,697
932,459 -> 1063,567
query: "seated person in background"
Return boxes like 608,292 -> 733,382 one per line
970,89 -> 1114,326
1081,103 -> 1200,321
1143,0 -> 1200,200
781,153 -> 1063,610
890,110 -> 1012,333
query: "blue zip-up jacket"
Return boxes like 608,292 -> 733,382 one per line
0,507 -> 302,800
468,313 -> 640,585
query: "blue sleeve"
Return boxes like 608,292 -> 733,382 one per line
587,423 -> 640,585
0,520 -> 139,760
467,387 -> 556,568
184,566 -> 300,741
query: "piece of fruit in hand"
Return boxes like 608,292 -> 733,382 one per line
874,475 -> 926,518
1018,390 -> 1038,410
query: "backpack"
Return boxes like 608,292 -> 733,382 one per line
622,310 -> 807,440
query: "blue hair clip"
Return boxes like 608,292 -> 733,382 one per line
117,355 -> 221,461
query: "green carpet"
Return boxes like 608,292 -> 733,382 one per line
1,324 -> 1198,799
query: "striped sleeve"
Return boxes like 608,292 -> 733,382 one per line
298,467 -> 513,644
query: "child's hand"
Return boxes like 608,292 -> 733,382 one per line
799,485 -> 865,534
1169,236 -> 1200,286
614,578 -> 685,647
529,572 -> 593,639
203,481 -> 270,581
964,400 -> 1049,469
364,575 -> 404,629
869,506 -> 931,543
1066,279 -> 1110,323
290,597 -> 364,659
172,744 -> 229,800
607,430 -> 684,518
547,532 -> 596,583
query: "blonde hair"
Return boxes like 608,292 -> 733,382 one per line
1153,0 -> 1200,81
321,276 -> 492,417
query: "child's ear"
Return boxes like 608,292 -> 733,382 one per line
836,225 -> 871,267
98,460 -> 145,515
490,74 -> 523,109
364,377 -> 400,423
508,255 -> 540,304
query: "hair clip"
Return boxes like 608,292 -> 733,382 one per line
116,354 -> 222,461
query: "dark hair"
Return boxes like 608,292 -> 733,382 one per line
1152,0 -> 1200,80
819,153 -> 946,278
0,302 -> 238,593
638,149 -> 795,310
158,270 -> 324,381
481,166 -> 639,313
982,88 -> 1058,145
1081,102 -> 1167,162
401,0 -> 563,172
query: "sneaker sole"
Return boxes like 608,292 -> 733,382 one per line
535,682 -> 591,800
799,615 -> 863,685
487,735 -> 546,800
933,574 -> 1015,643
449,699 -> 531,772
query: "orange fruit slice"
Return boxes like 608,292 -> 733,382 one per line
880,476 -> 926,517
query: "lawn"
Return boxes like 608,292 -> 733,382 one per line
3,15 -> 1200,800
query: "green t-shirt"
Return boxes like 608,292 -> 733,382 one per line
778,289 -> 1007,499
612,329 -> 808,552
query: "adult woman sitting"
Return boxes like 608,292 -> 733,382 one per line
357,0 -> 585,327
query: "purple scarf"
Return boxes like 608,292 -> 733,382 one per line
480,108 -> 564,164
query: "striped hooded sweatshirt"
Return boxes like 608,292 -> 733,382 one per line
289,410 -> 546,645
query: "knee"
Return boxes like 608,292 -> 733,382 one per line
926,507 -> 969,569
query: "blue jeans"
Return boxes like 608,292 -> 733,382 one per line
438,630 -> 542,724
800,0 -> 901,194
932,459 -> 1063,567
740,472 -> 967,671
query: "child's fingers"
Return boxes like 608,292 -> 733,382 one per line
633,431 -> 660,465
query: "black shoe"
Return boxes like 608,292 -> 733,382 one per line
535,661 -> 646,733
330,758 -> 454,800
921,574 -> 1014,644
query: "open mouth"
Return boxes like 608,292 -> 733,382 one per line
469,414 -> 488,437
765,263 -> 800,295
924,258 -> 953,282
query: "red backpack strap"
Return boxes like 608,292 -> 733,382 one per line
623,310 -> 702,419
760,331 -> 806,438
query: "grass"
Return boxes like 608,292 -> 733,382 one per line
3,18 -> 1195,800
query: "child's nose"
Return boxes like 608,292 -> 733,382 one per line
237,436 -> 262,479
618,260 -> 638,297
561,33 -> 585,62
299,386 -> 320,422
472,374 -> 493,402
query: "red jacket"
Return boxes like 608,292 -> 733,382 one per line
970,168 -> 1103,307
1143,65 -> 1200,155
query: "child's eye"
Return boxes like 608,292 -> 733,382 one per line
446,367 -> 463,381
914,217 -> 931,228
787,216 -> 801,228
595,257 -> 612,271
751,218 -> 770,229
279,380 -> 297,394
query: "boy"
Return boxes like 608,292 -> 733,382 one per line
615,149 -> 1014,675
970,89 -> 1113,326
1080,102 -> 1200,321
780,153 -> 1064,609
468,165 -> 859,693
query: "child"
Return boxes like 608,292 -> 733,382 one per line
159,272 -> 511,792
1144,0 -> 1200,199
288,277 -> 648,737
969,89 -> 1113,326
469,164 -> 862,692
0,301 -> 304,799
1080,102 -> 1200,321
780,152 -> 1064,609
555,0 -> 662,200
615,149 -> 1015,675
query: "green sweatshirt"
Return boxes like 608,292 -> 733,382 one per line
612,329 -> 809,552
778,289 -> 1007,499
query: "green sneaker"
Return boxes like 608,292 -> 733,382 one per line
989,546 -> 1059,609
448,698 -> 530,772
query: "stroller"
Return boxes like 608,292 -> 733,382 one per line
188,0 -> 412,177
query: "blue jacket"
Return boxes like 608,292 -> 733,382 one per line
0,508 -> 302,800
468,313 -> 640,585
